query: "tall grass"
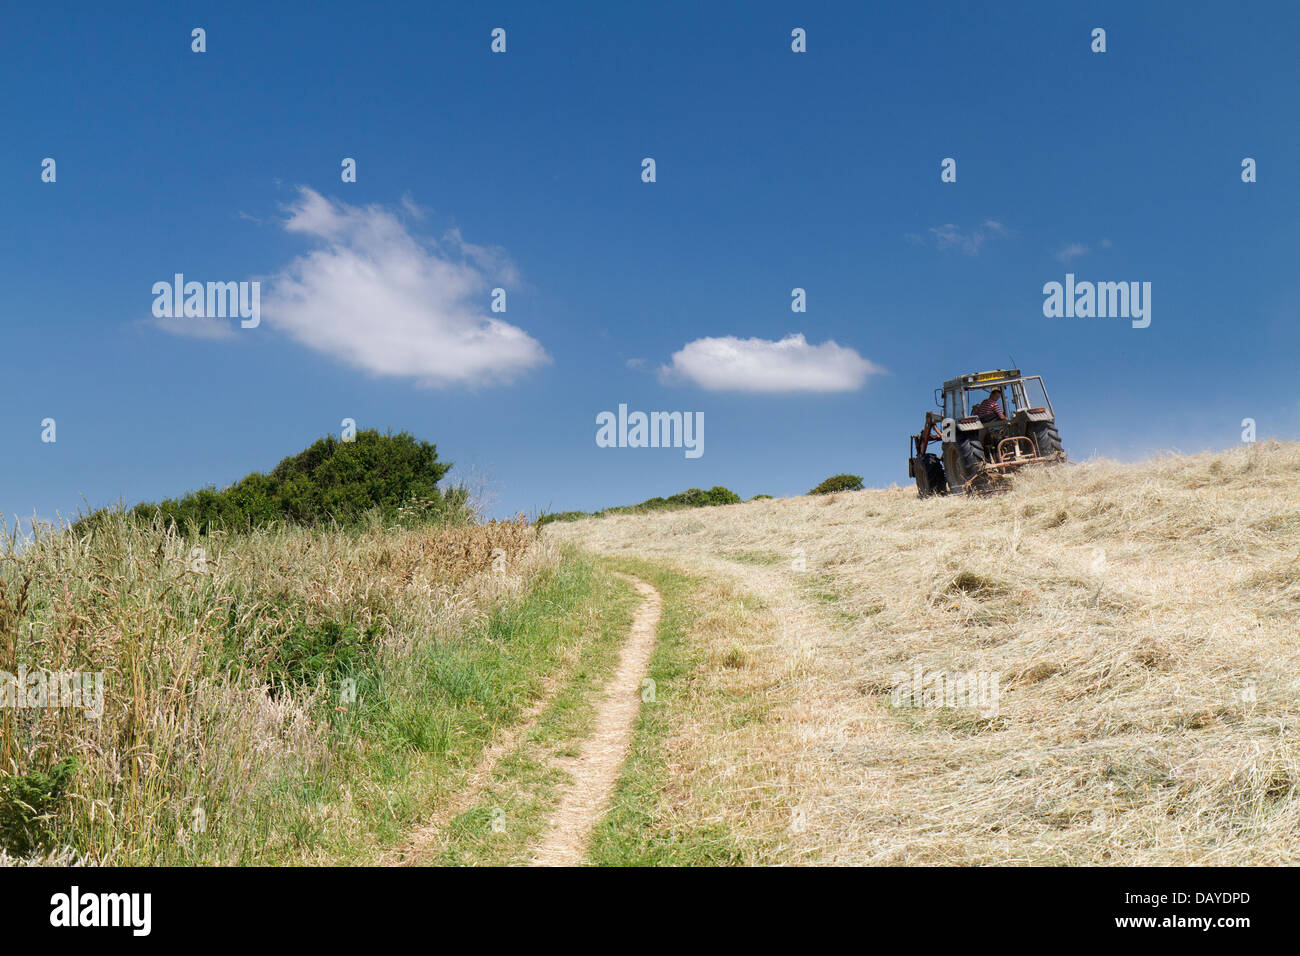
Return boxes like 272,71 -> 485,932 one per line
0,508 -> 562,864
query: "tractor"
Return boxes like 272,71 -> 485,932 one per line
908,369 -> 1065,496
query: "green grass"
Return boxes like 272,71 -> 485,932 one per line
724,549 -> 783,566
411,557 -> 780,866
8,519 -> 780,865
12,541 -> 621,865
427,568 -> 639,865
584,560 -> 752,866
313,551 -> 635,865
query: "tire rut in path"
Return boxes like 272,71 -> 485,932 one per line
529,573 -> 661,866
384,685 -> 557,866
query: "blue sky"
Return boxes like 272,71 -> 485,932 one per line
3,1 -> 1297,524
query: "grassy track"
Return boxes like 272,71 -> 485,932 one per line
331,551 -> 637,866
418,557 -> 793,866
585,560 -> 791,866
420,565 -> 638,865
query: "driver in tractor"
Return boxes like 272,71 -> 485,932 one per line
972,387 -> 1007,424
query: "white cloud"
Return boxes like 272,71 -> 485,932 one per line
907,219 -> 1011,256
261,187 -> 548,387
1055,242 -> 1090,263
660,333 -> 882,393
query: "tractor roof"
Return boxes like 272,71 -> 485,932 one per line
944,369 -> 1022,390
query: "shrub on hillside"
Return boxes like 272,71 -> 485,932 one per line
537,485 -> 742,526
76,430 -> 466,535
535,510 -> 589,527
664,486 -> 742,507
808,474 -> 864,495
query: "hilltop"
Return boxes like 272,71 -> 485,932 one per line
546,442 -> 1300,864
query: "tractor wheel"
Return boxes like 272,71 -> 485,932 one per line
951,435 -> 989,492
915,453 -> 948,497
1029,422 -> 1065,460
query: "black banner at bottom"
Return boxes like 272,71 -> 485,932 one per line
0,865 -> 1274,942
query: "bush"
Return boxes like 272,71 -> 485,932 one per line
537,485 -> 742,526
535,510 -> 588,527
76,430 -> 464,535
0,757 -> 77,856
808,474 -> 864,495
235,617 -> 385,698
664,486 -> 742,507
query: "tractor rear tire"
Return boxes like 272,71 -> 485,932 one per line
1029,422 -> 1065,459
915,453 -> 948,497
953,435 -> 990,492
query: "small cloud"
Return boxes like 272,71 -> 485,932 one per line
1099,237 -> 1113,248
1055,242 -> 1090,263
625,357 -> 646,369
909,220 -> 1012,256
660,333 -> 882,393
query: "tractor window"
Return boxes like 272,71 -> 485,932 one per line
1022,377 -> 1050,412
1003,385 -> 1023,415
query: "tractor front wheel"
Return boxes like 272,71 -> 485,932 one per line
914,453 -> 948,497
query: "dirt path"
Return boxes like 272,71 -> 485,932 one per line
387,572 -> 661,867
529,573 -> 661,866
544,520 -> 886,864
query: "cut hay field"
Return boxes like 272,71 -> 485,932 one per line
546,442 -> 1300,864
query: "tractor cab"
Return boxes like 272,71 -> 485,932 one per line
940,370 -> 1054,424
910,369 -> 1065,496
